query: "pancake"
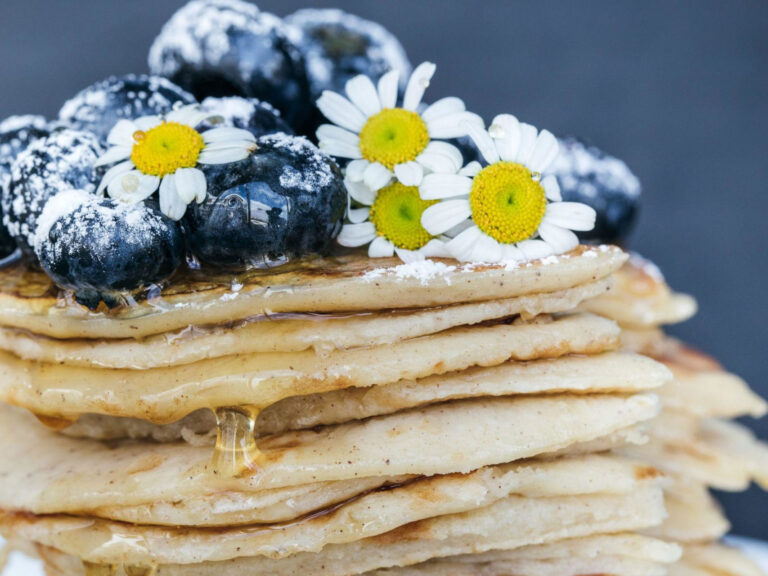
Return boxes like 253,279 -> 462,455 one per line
670,543 -> 765,576
367,535 -> 681,576
0,246 -> 626,339
0,395 -> 660,519
0,481 -> 665,567
33,534 -> 681,576
60,351 -> 670,443
580,255 -> 697,328
0,278 -> 612,369
646,478 -> 730,543
0,312 -> 621,423
624,411 -> 768,491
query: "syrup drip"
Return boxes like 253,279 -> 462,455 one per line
34,414 -> 76,431
83,564 -> 116,576
211,406 -> 263,477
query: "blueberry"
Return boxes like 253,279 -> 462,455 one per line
185,133 -> 346,270
149,0 -> 310,129
35,190 -> 184,307
550,137 -> 641,244
2,128 -> 102,259
58,74 -> 195,143
0,115 -> 50,258
200,96 -> 293,138
285,8 -> 411,135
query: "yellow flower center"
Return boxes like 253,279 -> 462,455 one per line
130,122 -> 205,177
358,108 -> 429,170
369,182 -> 437,250
469,162 -> 547,244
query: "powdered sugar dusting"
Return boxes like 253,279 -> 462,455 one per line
260,133 -> 335,192
285,8 -> 411,95
364,259 -> 457,286
2,129 -> 102,246
0,115 -> 47,134
149,0 -> 284,79
551,138 -> 641,199
33,189 -> 91,251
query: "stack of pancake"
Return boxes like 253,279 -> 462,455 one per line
583,254 -> 768,575
0,244 -> 693,575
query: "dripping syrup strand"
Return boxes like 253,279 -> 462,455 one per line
211,406 -> 264,477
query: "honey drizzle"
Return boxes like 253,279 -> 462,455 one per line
34,414 -> 76,431
211,406 -> 264,477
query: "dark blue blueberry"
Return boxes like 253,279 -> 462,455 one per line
551,137 -> 642,244
2,128 -> 102,259
185,133 -> 346,270
285,8 -> 411,135
0,115 -> 50,258
35,191 -> 184,308
58,74 -> 195,144
149,0 -> 310,130
200,96 -> 293,138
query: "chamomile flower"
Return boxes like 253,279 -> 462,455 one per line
94,105 -> 256,220
420,114 -> 597,263
316,62 -> 481,192
336,179 -> 448,262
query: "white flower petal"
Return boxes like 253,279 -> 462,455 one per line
538,221 -> 579,254
318,139 -> 363,159
345,179 -> 377,206
518,239 -> 555,261
363,162 -> 392,192
337,222 -> 377,247
97,160 -> 134,195
528,129 -> 559,173
107,120 -> 139,147
459,161 -> 482,177
345,75 -> 381,118
368,236 -> 395,258
394,247 -> 426,264
541,175 -> 562,201
421,199 -> 471,236
377,70 -> 400,109
202,140 -> 256,153
403,62 -> 436,111
416,142 -> 463,174
316,91 -> 367,133
420,238 -> 451,258
427,111 -> 484,139
173,167 -> 207,204
166,106 -> 210,128
345,159 -> 369,182
470,233 -> 503,263
444,218 -> 474,238
202,127 -> 256,144
159,175 -> 188,221
446,225 -> 483,262
544,202 -> 597,231
108,171 -> 159,204
348,207 -> 370,224
501,244 -> 525,261
515,123 -> 539,165
421,97 -> 466,123
394,161 -> 423,186
134,116 -> 162,132
198,145 -> 251,164
420,173 -> 473,200
464,121 -> 500,165
489,114 -> 521,163
94,146 -> 132,167
316,124 -> 361,148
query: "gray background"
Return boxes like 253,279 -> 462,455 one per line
1,0 -> 766,537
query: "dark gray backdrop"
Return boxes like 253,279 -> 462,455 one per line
1,0 -> 766,538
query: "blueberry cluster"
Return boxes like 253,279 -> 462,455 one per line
0,0 -> 641,307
